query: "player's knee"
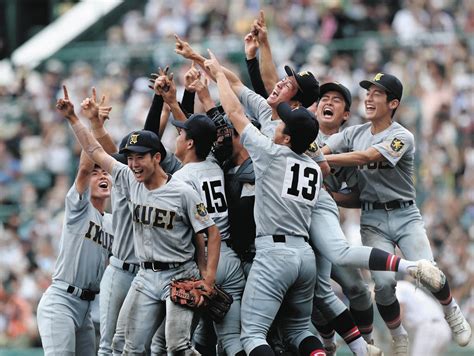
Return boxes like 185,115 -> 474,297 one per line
374,280 -> 397,303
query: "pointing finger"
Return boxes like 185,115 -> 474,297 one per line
63,85 -> 69,100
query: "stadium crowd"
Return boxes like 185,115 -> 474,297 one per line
0,0 -> 473,349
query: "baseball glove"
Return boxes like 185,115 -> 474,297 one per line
169,278 -> 205,308
205,284 -> 233,323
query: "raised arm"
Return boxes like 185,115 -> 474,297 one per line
204,50 -> 250,134
80,87 -> 117,154
152,70 -> 187,122
57,86 -> 116,174
175,34 -> 245,95
325,148 -> 385,167
244,32 -> 268,98
253,10 -> 279,93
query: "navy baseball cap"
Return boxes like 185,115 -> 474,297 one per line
277,102 -> 319,153
360,73 -> 403,101
172,114 -> 217,145
111,135 -> 128,164
284,65 -> 320,108
119,130 -> 166,159
319,82 -> 352,110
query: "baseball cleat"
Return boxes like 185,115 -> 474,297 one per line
392,334 -> 408,356
445,305 -> 472,346
408,259 -> 446,292
367,343 -> 384,356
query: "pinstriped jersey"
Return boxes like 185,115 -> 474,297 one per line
241,124 -> 322,237
52,184 -> 112,291
172,155 -> 230,241
325,121 -> 416,202
110,149 -> 183,265
112,162 -> 214,263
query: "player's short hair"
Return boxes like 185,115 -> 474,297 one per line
172,114 -> 217,160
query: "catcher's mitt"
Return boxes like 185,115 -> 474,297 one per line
169,278 -> 205,308
205,284 -> 233,323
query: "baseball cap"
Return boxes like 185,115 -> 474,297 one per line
284,65 -> 320,108
359,73 -> 403,101
319,82 -> 352,110
111,135 -> 128,164
171,114 -> 217,145
277,102 -> 319,153
119,130 -> 166,159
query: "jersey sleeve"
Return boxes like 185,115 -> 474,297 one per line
181,185 -> 215,234
240,123 -> 276,176
112,162 -> 133,200
238,86 -> 273,131
324,130 -> 351,153
64,183 -> 91,226
373,130 -> 414,167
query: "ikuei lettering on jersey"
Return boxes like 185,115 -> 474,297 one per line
132,203 -> 175,229
358,161 -> 393,170
84,221 -> 114,252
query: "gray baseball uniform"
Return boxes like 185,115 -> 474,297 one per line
111,162 -> 214,354
100,150 -> 182,356
37,183 -> 112,355
238,86 -> 369,330
239,122 -> 321,353
173,155 -> 246,356
325,122 -> 434,306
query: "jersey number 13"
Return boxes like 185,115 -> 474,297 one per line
282,158 -> 320,205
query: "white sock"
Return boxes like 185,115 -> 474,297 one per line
347,337 -> 367,355
389,324 -> 408,338
397,259 -> 417,273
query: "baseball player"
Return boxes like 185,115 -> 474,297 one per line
322,72 -> 472,354
97,71 -> 181,356
170,114 -> 246,356
153,67 -> 246,356
37,90 -> 114,355
206,49 -> 327,356
58,85 -> 221,355
396,280 -> 452,356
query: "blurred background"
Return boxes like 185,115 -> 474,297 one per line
0,0 -> 472,354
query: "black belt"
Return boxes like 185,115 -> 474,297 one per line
141,261 -> 183,272
272,234 -> 309,243
66,285 -> 98,301
121,262 -> 139,274
361,200 -> 414,211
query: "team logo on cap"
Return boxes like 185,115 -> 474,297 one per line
373,73 -> 384,81
390,138 -> 404,152
196,203 -> 208,217
298,71 -> 310,76
129,134 -> 139,145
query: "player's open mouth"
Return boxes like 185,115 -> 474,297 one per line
323,107 -> 334,118
99,181 -> 109,189
133,169 -> 144,178
366,105 -> 375,113
270,89 -> 279,98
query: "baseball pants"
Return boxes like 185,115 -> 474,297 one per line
361,204 -> 434,306
37,283 -> 96,356
120,261 -> 200,355
99,257 -> 137,356
193,242 -> 246,355
241,235 -> 317,354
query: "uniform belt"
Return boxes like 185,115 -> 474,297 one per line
361,200 -> 414,211
110,256 -> 139,274
140,261 -> 183,272
66,285 -> 98,301
272,234 -> 308,243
